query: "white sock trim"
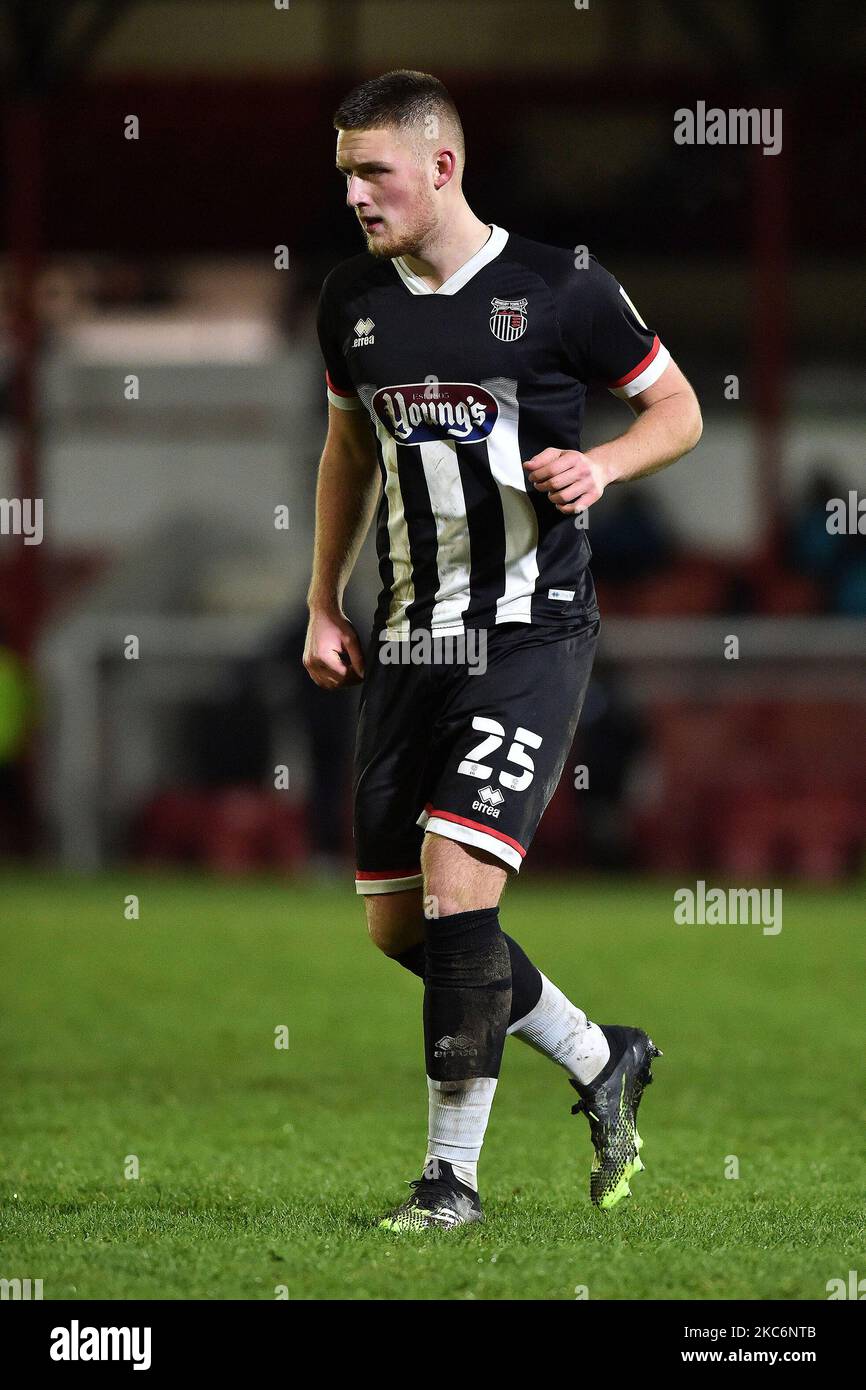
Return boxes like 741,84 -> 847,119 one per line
506,973 -> 610,1084
426,1075 -> 498,1192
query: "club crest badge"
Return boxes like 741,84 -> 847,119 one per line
489,297 -> 528,342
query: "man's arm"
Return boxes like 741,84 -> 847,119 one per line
304,404 -> 380,689
523,360 -> 702,513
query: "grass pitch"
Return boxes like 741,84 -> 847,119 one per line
1,871 -> 863,1300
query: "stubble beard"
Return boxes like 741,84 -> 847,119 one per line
362,195 -> 439,262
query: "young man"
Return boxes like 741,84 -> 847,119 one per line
305,71 -> 701,1230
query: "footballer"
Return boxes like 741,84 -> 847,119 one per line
304,71 -> 701,1230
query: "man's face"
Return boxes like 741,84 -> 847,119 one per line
335,126 -> 439,259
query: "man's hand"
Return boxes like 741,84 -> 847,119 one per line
523,363 -> 703,511
523,447 -> 611,515
303,607 -> 366,689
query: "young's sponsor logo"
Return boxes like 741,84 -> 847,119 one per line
372,382 -> 499,445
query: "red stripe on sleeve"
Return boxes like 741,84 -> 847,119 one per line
607,334 -> 660,389
355,867 -> 421,881
326,370 -> 358,399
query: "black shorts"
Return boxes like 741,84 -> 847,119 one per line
352,615 -> 600,894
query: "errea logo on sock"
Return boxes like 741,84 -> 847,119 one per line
434,1034 -> 478,1059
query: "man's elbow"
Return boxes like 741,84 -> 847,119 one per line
682,393 -> 703,453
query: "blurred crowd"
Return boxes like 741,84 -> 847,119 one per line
0,259 -> 863,877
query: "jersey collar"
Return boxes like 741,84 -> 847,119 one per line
392,224 -> 508,296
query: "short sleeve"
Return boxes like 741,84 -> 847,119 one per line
316,274 -> 363,411
559,257 -> 671,399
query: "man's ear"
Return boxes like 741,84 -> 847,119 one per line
433,149 -> 459,189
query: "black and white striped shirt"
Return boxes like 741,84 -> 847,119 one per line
316,225 -> 670,637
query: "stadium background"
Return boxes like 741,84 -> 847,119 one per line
1,0 -> 864,1302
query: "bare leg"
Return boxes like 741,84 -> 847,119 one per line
421,833 -> 507,915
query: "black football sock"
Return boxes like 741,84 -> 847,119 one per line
424,907 -> 512,1081
422,907 -> 512,1191
396,927 -> 542,1025
396,924 -> 610,1086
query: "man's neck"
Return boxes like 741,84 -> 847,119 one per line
398,208 -> 492,291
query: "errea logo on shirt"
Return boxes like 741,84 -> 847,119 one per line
353,317 -> 375,347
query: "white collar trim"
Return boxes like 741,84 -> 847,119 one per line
393,224 -> 508,296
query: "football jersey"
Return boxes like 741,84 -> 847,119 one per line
316,224 -> 670,637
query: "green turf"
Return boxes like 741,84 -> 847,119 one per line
1,870 -> 863,1300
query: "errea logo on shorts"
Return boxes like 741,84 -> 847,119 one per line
352,317 -> 375,347
473,785 -> 504,818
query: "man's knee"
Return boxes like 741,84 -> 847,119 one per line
422,834 -> 508,917
363,888 -> 424,957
